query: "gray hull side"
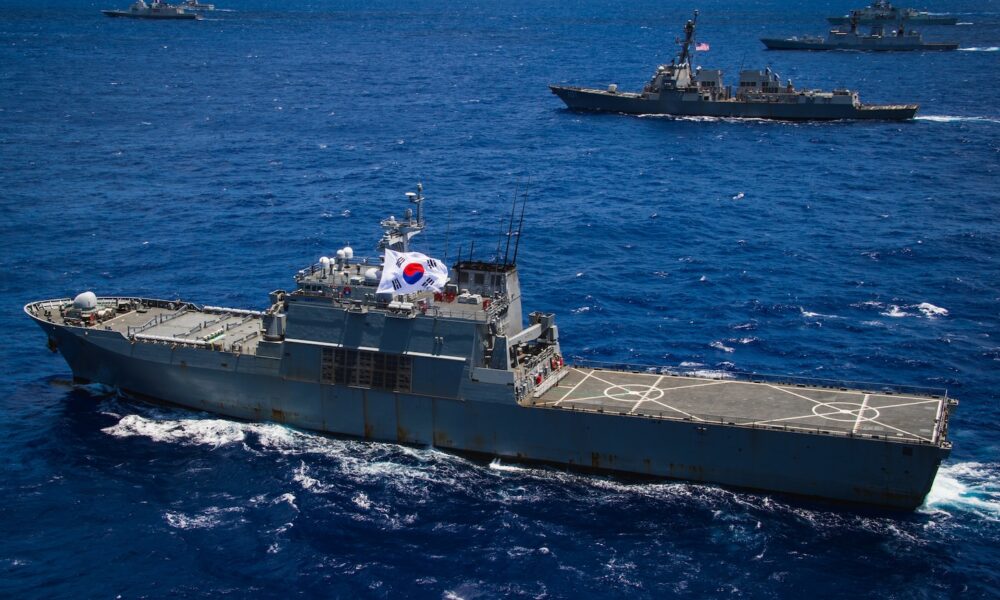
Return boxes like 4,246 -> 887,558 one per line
761,38 -> 958,51
549,86 -> 917,121
827,16 -> 957,25
38,321 -> 946,509
101,10 -> 199,19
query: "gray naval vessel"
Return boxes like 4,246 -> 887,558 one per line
26,185 -> 956,509
550,12 -> 918,121
763,20 -> 958,51
828,2 -> 957,26
103,0 -> 201,20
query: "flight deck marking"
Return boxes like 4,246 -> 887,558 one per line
864,398 -> 940,411
630,375 -> 665,413
556,368 -> 595,404
767,384 -> 825,405
861,418 -> 931,442
852,395 -> 871,433
645,398 -> 703,421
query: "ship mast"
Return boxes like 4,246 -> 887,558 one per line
676,10 -> 698,66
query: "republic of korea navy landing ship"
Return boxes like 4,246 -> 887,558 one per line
26,184 -> 956,509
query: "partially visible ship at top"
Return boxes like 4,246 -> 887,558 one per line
549,11 -> 918,121
102,0 -> 201,20
181,0 -> 215,11
827,1 -> 957,25
763,17 -> 958,51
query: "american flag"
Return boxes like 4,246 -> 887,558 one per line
695,42 -> 710,51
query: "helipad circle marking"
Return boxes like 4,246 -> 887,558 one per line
810,401 -> 880,423
603,383 -> 664,403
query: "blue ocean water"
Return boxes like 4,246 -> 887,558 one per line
2,0 -> 999,596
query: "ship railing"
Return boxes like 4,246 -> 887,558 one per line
568,357 -> 948,399
126,305 -> 190,337
514,346 -> 561,401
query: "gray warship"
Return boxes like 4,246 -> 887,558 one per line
26,184 -> 956,509
182,0 -> 215,10
763,20 -> 958,51
102,0 -> 201,20
550,12 -> 918,121
828,2 -> 957,26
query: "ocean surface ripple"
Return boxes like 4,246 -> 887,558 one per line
1,0 -> 998,597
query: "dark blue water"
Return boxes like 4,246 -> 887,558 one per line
2,0 -> 999,596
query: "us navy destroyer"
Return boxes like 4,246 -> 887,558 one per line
26,184 -> 955,509
550,11 -> 918,121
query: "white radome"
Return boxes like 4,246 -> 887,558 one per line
73,291 -> 98,310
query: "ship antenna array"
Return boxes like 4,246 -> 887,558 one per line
501,179 -> 522,266
442,205 -> 453,263
510,177 -> 529,265
678,9 -> 699,66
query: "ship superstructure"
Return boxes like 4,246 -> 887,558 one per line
827,1 -> 957,26
102,0 -> 201,20
26,185 -> 955,509
763,17 -> 958,51
549,11 -> 918,120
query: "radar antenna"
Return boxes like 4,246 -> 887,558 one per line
677,10 -> 699,66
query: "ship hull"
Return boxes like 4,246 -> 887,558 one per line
550,85 -> 918,121
102,10 -> 200,19
827,16 -> 957,25
33,317 -> 947,510
761,38 -> 958,51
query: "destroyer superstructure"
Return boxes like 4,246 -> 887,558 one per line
550,11 -> 918,120
102,0 -> 201,19
828,1 -> 957,25
762,21 -> 958,51
26,184 -> 955,509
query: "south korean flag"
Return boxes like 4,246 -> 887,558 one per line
377,248 -> 450,295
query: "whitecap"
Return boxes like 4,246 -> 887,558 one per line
489,459 -> 527,472
881,305 -> 910,318
922,462 -> 1000,521
102,414 -> 247,448
917,302 -> 949,318
710,341 -> 734,353
687,369 -> 734,380
917,115 -> 1000,124
959,46 -> 998,51
164,506 -> 244,530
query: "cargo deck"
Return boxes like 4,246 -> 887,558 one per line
530,366 -> 950,446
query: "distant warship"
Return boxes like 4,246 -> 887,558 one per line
26,184 -> 956,509
550,11 -> 918,121
828,1 -> 957,25
763,18 -> 958,51
102,0 -> 201,20
181,0 -> 215,11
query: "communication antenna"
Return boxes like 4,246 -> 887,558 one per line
502,180 -> 521,265
511,177 -> 530,265
442,205 -> 453,263
493,214 -> 505,264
